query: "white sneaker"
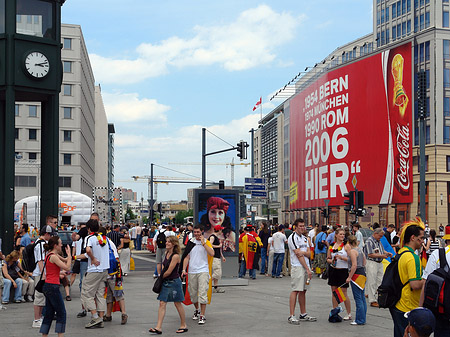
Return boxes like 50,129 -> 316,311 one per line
350,321 -> 358,325
0,305 -> 6,310
288,315 -> 300,325
192,309 -> 200,320
32,319 -> 42,328
343,314 -> 352,321
299,314 -> 317,322
198,315 -> 206,325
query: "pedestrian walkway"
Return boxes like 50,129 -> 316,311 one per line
0,257 -> 394,337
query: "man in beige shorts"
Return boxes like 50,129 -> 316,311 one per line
287,219 -> 316,325
182,225 -> 214,325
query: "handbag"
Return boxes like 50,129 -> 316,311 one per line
35,253 -> 52,293
152,253 -> 174,294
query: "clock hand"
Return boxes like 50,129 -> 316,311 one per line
35,62 -> 48,67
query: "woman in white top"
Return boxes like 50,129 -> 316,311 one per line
326,228 -> 352,320
266,234 -> 274,277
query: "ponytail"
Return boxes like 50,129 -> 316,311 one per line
44,236 -> 60,251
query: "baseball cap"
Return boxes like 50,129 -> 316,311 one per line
40,225 -> 56,235
404,307 -> 435,336
214,225 -> 224,231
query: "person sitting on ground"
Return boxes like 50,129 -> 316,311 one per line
1,251 -> 24,304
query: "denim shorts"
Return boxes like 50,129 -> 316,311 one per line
157,278 -> 184,302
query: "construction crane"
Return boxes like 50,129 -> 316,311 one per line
168,158 -> 250,187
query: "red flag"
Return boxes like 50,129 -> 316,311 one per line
333,287 -> 346,304
252,97 -> 262,111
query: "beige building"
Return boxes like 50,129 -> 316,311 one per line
14,24 -> 111,203
254,0 -> 450,230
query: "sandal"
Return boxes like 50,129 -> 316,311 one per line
66,296 -> 71,301
149,328 -> 162,334
176,328 -> 188,334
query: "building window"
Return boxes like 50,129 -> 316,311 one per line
63,84 -> 72,96
402,22 -> 406,36
63,153 -> 72,165
444,11 -> 450,28
407,20 -> 411,34
15,104 -> 19,116
59,177 -> 72,188
381,9 -> 385,24
407,0 -> 411,12
386,29 -> 390,44
444,40 -> 450,59
426,125 -> 430,144
29,152 -> 37,160
415,16 -> 419,32
402,0 -> 406,14
447,156 -> 450,172
63,38 -> 72,50
63,107 -> 72,119
425,12 -> 430,28
15,175 -> 36,187
414,156 -> 429,172
386,7 -> 389,21
63,130 -> 72,142
445,126 -> 450,144
445,69 -> 450,88
392,26 -> 397,40
420,14 -> 425,30
445,97 -> 450,117
392,4 -> 397,18
28,105 -> 37,117
63,61 -> 72,73
29,129 -> 37,140
15,128 -> 19,140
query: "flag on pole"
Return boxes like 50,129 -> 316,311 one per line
420,248 -> 427,268
333,287 -> 346,304
351,274 -> 367,290
252,97 -> 262,111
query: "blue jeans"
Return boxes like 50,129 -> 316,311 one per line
272,253 -> 285,277
79,261 -> 88,292
40,283 -> 66,335
136,234 -> 142,250
389,306 -> 408,337
239,260 -> 256,279
260,247 -> 268,273
2,278 -> 23,302
350,282 -> 367,324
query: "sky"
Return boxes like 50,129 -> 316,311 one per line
61,0 -> 373,203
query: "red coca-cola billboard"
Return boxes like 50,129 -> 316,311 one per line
290,43 -> 412,209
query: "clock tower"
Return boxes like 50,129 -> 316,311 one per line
0,0 -> 65,253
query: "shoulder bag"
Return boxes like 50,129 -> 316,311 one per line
152,253 -> 174,294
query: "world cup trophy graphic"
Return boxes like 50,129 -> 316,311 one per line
392,54 -> 409,117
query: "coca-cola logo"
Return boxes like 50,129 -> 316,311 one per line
396,123 -> 410,191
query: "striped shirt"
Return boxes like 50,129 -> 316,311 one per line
107,230 -> 123,248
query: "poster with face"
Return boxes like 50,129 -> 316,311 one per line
194,189 -> 239,256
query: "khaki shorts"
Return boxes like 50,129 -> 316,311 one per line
156,248 -> 166,264
212,258 -> 222,280
188,272 -> 209,304
34,288 -> 46,306
106,277 -> 124,303
291,265 -> 308,292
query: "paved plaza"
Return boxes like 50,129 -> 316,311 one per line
0,252 -> 394,337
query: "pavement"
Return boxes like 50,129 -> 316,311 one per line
0,251 -> 396,337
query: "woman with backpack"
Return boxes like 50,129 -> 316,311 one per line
149,235 -> 187,334
345,235 -> 367,325
40,236 -> 72,337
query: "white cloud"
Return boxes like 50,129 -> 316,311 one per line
102,92 -> 170,124
91,5 -> 303,84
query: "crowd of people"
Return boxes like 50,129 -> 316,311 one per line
1,209 -> 449,337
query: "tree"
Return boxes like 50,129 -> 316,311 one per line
174,209 -> 193,225
125,208 -> 137,220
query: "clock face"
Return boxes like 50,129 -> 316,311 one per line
24,52 -> 50,78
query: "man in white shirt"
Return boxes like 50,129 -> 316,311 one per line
81,219 -> 110,329
352,223 -> 364,249
308,224 -> 318,243
181,225 -> 214,325
272,225 -> 287,278
31,225 -> 53,328
287,219 -> 316,324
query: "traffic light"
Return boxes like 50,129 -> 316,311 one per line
111,208 -> 116,221
157,202 -> 162,213
417,70 -> 427,119
321,208 -> 328,218
236,140 -> 248,160
343,191 -> 355,213
356,190 -> 364,211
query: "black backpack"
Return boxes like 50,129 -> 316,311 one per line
423,248 -> 450,320
156,230 -> 166,248
377,250 -> 411,308
22,239 -> 43,273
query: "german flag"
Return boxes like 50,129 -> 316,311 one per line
351,274 -> 366,290
420,249 -> 427,268
333,287 -> 346,304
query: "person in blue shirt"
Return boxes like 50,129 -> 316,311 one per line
326,225 -> 338,245
313,225 -> 328,277
19,223 -> 31,254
